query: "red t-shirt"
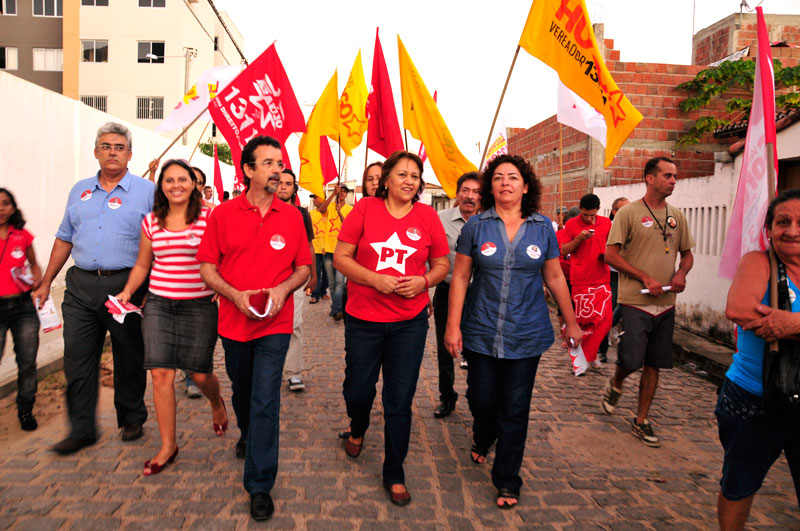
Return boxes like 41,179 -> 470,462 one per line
0,228 -> 34,296
196,194 -> 311,341
563,215 -> 611,286
556,228 -> 571,281
338,197 -> 449,322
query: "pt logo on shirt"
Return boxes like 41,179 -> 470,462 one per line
641,216 -> 653,228
270,234 -> 286,250
10,247 -> 24,260
108,197 -> 122,210
371,232 -> 417,274
406,227 -> 421,241
80,190 -> 92,202
480,242 -> 496,256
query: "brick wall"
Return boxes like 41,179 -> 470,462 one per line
694,26 -> 731,66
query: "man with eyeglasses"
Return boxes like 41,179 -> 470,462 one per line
33,122 -> 154,455
198,135 -> 311,522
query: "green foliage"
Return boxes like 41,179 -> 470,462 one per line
677,58 -> 800,146
199,140 -> 232,165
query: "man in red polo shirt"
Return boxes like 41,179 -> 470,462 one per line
198,136 -> 311,522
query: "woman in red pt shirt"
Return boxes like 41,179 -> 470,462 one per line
334,151 -> 450,506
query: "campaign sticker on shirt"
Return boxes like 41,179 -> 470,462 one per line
405,227 -> 421,241
526,244 -> 542,260
186,233 -> 202,246
790,288 -> 797,304
80,190 -> 92,202
666,215 -> 678,229
10,247 -> 24,260
270,234 -> 286,250
480,242 -> 497,256
641,216 -> 654,228
108,197 -> 122,210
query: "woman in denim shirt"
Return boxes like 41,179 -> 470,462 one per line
445,154 -> 580,509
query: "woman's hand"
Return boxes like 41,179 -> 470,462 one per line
395,276 -> 425,298
743,304 -> 800,343
373,274 -> 399,295
562,322 -> 583,349
444,324 -> 462,359
114,290 -> 132,306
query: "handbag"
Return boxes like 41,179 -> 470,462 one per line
762,258 -> 800,405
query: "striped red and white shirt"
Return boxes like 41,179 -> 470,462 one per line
142,207 -> 214,299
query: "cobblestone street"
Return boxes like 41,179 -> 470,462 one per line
1,297 -> 798,530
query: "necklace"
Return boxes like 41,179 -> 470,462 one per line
642,199 -> 670,253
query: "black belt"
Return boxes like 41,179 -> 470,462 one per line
78,267 -> 131,277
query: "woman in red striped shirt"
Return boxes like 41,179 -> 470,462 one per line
116,159 -> 227,476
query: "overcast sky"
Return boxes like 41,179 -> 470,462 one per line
213,0 -> 800,187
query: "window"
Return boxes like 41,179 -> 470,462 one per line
1,0 -> 17,15
138,0 -> 165,7
137,41 -> 164,63
33,0 -> 61,16
0,47 -> 18,70
32,48 -> 62,71
137,97 -> 163,119
82,0 -> 108,5
81,96 -> 107,113
82,40 -> 108,62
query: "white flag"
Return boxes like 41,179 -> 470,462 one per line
556,80 -> 607,147
156,65 -> 242,133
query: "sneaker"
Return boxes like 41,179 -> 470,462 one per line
18,410 -> 37,431
185,382 -> 202,399
630,418 -> 660,447
288,377 -> 305,392
601,377 -> 623,415
460,359 -> 468,369
590,359 -> 603,369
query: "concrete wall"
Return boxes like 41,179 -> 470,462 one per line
0,0 -> 63,93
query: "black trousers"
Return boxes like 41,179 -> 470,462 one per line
433,283 -> 457,403
61,266 -> 148,439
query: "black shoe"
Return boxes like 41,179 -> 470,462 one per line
51,436 -> 97,455
18,410 -> 37,431
120,423 -> 144,441
434,398 -> 457,419
235,438 -> 247,459
333,312 -> 344,321
250,492 -> 274,521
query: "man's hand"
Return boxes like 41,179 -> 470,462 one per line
31,283 -> 51,309
305,275 -> 317,294
373,274 -> 399,295
578,230 -> 594,241
670,270 -> 687,293
232,288 -> 265,320
641,275 -> 664,296
262,285 -> 290,319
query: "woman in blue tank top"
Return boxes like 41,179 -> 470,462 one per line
718,188 -> 800,529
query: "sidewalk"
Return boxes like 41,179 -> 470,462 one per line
0,296 -> 797,529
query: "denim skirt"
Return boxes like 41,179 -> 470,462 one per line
142,293 -> 218,373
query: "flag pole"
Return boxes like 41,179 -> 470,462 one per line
142,111 -> 206,180
480,45 -> 520,169
404,130 -> 408,151
338,135 -> 342,181
188,122 -> 210,162
559,124 -> 563,223
767,141 -> 779,353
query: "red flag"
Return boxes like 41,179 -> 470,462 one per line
366,28 -> 404,158
417,90 -> 437,164
718,6 -> 778,279
209,44 -> 306,181
213,144 -> 224,204
320,137 -> 338,184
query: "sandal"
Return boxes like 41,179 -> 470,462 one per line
338,431 -> 363,458
470,445 -> 487,464
310,297 -> 319,304
496,488 -> 518,509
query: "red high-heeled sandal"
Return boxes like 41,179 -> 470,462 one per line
143,446 -> 179,476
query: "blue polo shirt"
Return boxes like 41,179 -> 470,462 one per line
456,207 -> 559,359
55,170 -> 155,270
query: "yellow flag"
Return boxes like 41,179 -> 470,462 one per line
328,51 -> 368,156
299,71 -> 340,198
397,36 -> 477,198
519,0 -> 642,166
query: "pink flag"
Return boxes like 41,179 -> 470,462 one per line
557,80 -> 607,147
719,6 -> 777,279
418,90 -> 437,164
213,144 -> 224,204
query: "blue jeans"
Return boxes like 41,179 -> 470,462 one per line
221,333 -> 290,495
343,310 -> 428,485
464,349 -> 541,495
0,294 -> 40,411
311,253 -> 328,299
323,253 -> 345,314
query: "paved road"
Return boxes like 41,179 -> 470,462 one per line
1,296 -> 797,530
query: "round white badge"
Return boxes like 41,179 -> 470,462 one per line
10,247 -> 24,260
526,245 -> 542,259
790,288 -> 797,304
270,234 -> 286,250
186,233 -> 201,246
641,216 -> 654,228
108,197 -> 122,210
480,242 -> 497,256
80,190 -> 92,202
406,227 -> 421,241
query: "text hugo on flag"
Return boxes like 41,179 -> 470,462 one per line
329,51 -> 368,157
299,71 -> 340,199
718,6 -> 778,280
366,28 -> 404,159
208,44 -> 306,177
398,36 -> 477,198
519,0 -> 642,166
156,65 -> 242,133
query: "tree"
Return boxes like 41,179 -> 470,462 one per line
198,140 -> 233,164
677,58 -> 800,146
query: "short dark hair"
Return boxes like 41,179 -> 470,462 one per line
240,135 -> 282,190
480,154 -> 541,218
203,185 -> 212,191
281,168 -> 296,179
0,188 -> 25,229
280,168 -> 298,201
765,188 -> 800,228
579,193 -> 600,210
565,206 -> 581,223
456,171 -> 480,194
153,159 -> 203,228
375,151 -> 426,203
192,166 -> 207,187
643,157 -> 675,181
361,162 -> 383,198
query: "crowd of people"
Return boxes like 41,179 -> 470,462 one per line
1,121 -> 798,527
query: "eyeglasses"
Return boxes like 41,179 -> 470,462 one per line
98,143 -> 129,153
249,159 -> 285,171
